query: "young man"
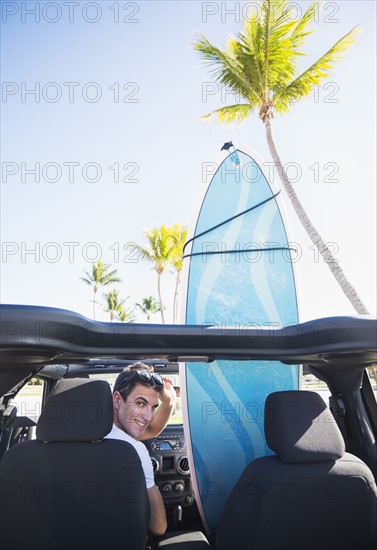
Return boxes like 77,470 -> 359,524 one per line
105,363 -> 177,536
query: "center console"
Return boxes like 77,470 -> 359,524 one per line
144,425 -> 194,508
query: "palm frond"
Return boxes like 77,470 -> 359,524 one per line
259,1 -> 301,93
130,243 -> 152,262
274,25 -> 361,110
194,35 -> 255,99
238,18 -> 264,94
117,304 -> 135,323
136,296 -> 161,316
201,103 -> 253,124
101,269 -> 122,286
81,261 -> 121,289
169,224 -> 188,272
291,1 -> 319,45
194,0 -> 361,119
133,225 -> 178,275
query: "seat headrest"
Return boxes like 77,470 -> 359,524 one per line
36,378 -> 113,442
264,390 -> 345,463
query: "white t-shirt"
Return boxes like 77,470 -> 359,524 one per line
105,424 -> 155,489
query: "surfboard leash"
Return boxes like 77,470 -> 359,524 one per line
182,245 -> 296,260
182,190 -> 281,256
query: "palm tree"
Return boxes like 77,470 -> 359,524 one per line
193,0 -> 369,314
135,296 -> 161,323
117,304 -> 135,323
170,224 -> 188,323
103,289 -> 134,322
81,261 -> 121,319
132,225 -> 176,323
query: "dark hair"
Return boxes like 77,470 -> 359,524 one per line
115,362 -> 163,402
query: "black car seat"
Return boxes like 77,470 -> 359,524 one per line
216,390 -> 377,550
0,378 -> 149,550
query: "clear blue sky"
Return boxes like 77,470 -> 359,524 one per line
1,0 -> 376,323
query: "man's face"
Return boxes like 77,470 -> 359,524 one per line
113,383 -> 160,440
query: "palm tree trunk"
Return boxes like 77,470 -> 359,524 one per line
173,269 -> 181,324
157,273 -> 165,323
264,116 -> 369,315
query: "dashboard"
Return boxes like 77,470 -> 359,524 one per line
144,424 -> 194,508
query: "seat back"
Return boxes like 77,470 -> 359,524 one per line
0,378 -> 149,550
216,390 -> 377,550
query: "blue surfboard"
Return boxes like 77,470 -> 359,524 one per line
181,146 -> 299,533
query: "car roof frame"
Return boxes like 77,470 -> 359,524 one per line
1,304 -> 376,398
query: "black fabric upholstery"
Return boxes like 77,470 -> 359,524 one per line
37,378 -> 113,442
0,378 -> 149,550
265,390 -> 345,463
217,390 -> 377,550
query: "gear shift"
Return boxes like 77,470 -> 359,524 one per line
174,505 -> 183,525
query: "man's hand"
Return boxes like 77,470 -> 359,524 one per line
140,378 -> 177,440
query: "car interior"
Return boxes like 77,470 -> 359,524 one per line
0,305 -> 376,549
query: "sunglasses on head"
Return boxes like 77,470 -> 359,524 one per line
115,370 -> 163,393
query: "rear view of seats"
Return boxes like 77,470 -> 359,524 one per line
217,390 -> 377,550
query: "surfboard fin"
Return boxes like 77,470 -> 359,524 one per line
221,141 -> 234,151
221,141 -> 241,166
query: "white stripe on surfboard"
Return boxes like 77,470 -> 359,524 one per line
195,165 -> 251,323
